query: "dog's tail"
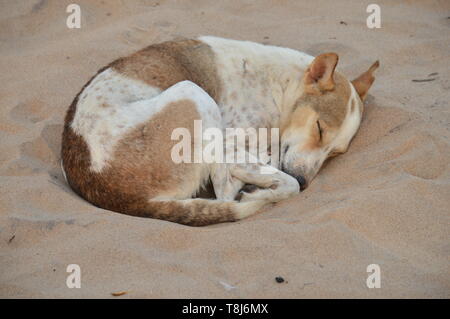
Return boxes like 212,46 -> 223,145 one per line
129,198 -> 267,226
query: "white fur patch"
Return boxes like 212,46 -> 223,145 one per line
71,69 -> 219,172
71,68 -> 162,172
61,159 -> 68,183
330,83 -> 362,151
199,36 -> 314,129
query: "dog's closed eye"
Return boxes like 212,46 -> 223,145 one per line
317,120 -> 323,141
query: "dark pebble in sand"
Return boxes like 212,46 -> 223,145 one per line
275,276 -> 285,283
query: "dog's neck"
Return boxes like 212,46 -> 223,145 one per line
266,56 -> 311,131
199,36 -> 313,130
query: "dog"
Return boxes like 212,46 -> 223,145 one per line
61,36 -> 378,226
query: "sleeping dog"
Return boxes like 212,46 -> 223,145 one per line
61,36 -> 378,226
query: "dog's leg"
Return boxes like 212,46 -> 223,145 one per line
177,84 -> 246,202
230,163 -> 300,202
136,80 -> 268,224
210,163 -> 244,201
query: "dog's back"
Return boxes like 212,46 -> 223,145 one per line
61,39 -> 265,226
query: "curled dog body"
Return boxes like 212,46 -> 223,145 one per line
61,36 -> 378,226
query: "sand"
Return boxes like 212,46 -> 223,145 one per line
0,0 -> 449,298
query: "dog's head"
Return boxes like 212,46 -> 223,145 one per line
281,53 -> 379,190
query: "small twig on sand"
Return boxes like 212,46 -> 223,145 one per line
8,235 -> 16,244
111,291 -> 127,297
412,78 -> 436,82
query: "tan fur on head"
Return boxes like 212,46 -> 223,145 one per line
281,55 -> 376,188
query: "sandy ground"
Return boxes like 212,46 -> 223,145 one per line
0,0 -> 449,298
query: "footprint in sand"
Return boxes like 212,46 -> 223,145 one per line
40,124 -> 71,188
31,0 -> 47,12
397,133 -> 448,180
10,100 -> 49,124
120,26 -> 161,46
40,124 -> 63,161
3,124 -> 62,177
120,18 -> 177,47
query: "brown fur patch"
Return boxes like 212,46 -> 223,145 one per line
110,99 -> 201,200
142,199 -> 237,226
63,99 -> 199,211
111,39 -> 222,101
60,38 -> 239,225
352,60 -> 379,101
62,95 -> 242,226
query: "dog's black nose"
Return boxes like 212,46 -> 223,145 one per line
296,175 -> 308,191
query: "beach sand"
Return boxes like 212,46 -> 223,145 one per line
0,0 -> 449,298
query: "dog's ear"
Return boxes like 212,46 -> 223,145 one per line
304,53 -> 339,93
352,60 -> 379,101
